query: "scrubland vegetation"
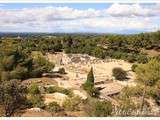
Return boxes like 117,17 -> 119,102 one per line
0,31 -> 160,117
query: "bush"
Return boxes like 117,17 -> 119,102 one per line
112,67 -> 127,80
47,102 -> 61,113
45,86 -> 73,96
46,86 -> 56,93
137,55 -> 149,64
0,80 -> 26,116
131,64 -> 138,72
1,55 -> 15,71
58,68 -> 66,74
29,94 -> 45,109
85,99 -> 112,117
63,96 -> 82,111
28,83 -> 40,95
10,66 -> 28,79
92,101 -> 112,117
90,87 -> 100,97
60,88 -> 73,96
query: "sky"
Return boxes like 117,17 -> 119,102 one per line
0,3 -> 160,34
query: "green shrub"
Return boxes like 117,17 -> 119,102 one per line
63,96 -> 82,111
83,84 -> 100,97
23,99 -> 33,108
45,86 -> 73,96
47,102 -> 61,113
58,68 -> 66,74
28,83 -> 40,95
85,99 -> 112,117
10,66 -> 28,79
112,67 -> 127,80
92,101 -> 112,117
59,88 -> 73,97
29,95 -> 45,109
137,55 -> 149,64
131,64 -> 138,72
89,87 -> 100,97
0,80 -> 26,116
46,86 -> 56,93
1,55 -> 15,71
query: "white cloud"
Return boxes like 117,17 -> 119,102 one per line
106,3 -> 157,17
0,3 -> 159,33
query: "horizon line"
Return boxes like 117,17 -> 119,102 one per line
0,0 -> 160,3
0,30 -> 159,36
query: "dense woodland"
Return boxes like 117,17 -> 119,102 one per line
1,31 -> 160,64
0,31 -> 160,116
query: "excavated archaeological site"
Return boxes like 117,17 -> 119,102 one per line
46,52 -> 136,99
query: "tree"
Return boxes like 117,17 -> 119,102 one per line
10,66 -> 28,79
92,47 -> 105,59
63,36 -> 73,53
112,67 -> 127,80
0,80 -> 26,116
30,51 -> 54,77
82,67 -> 99,97
0,55 -> 15,71
0,41 -> 54,81
135,59 -> 160,112
85,67 -> 94,87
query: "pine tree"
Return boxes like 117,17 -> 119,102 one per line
86,67 -> 94,87
82,67 -> 99,97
